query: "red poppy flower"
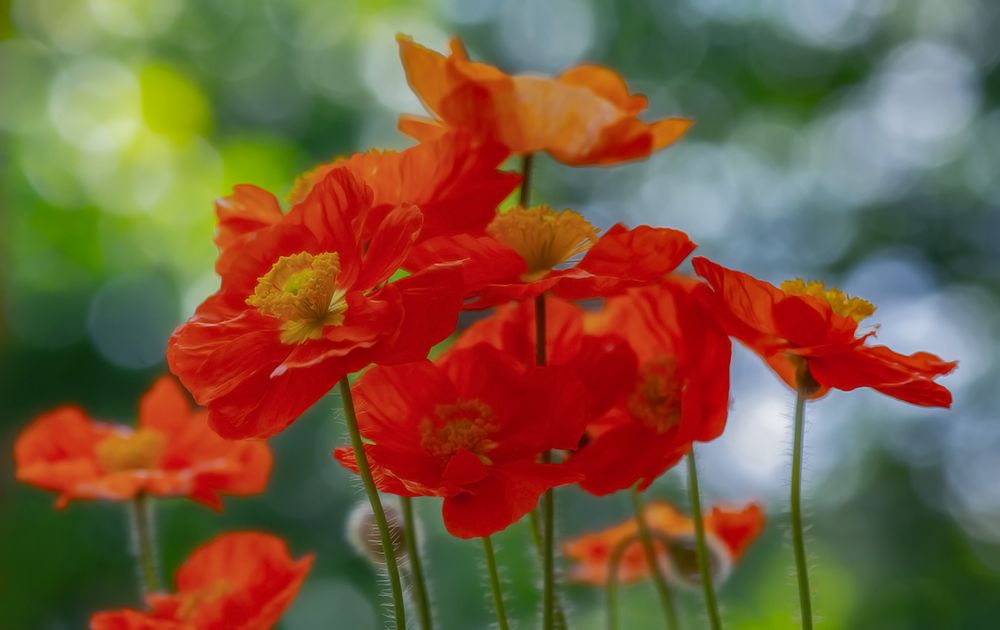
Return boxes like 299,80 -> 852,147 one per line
334,343 -> 587,538
567,278 -> 732,495
168,167 -> 466,439
407,205 -> 696,309
90,531 -> 312,630
692,257 -> 957,406
563,501 -> 764,586
14,376 -> 271,509
396,36 -> 692,166
447,296 -> 637,418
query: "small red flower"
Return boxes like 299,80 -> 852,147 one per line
563,501 -> 765,586
447,296 -> 637,418
396,36 -> 692,166
567,278 -> 732,495
168,167 -> 466,439
407,205 -> 696,309
334,344 -> 587,538
90,531 -> 313,630
692,257 -> 957,405
14,376 -> 271,509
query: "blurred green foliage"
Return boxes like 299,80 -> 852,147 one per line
2,0 -> 999,628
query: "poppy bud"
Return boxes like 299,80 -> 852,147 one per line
346,499 -> 409,567
661,531 -> 733,589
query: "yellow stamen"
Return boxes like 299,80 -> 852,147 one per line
420,399 -> 499,463
628,357 -> 684,433
95,429 -> 167,472
780,278 -> 876,323
487,205 -> 600,281
248,251 -> 349,344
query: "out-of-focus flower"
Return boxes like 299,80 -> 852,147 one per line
447,296 -> 637,418
407,204 -> 696,309
334,344 -> 586,539
168,168 -> 465,439
14,376 -> 271,509
567,279 -> 732,495
396,36 -> 692,166
563,501 -> 764,587
90,531 -> 313,630
693,257 -> 957,405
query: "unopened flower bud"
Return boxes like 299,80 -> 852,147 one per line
661,531 -> 732,589
346,499 -> 409,567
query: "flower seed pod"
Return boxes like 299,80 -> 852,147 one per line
661,531 -> 733,589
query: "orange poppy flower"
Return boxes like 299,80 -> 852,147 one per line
563,501 -> 765,586
168,167 -> 467,439
90,531 -> 313,630
334,343 -> 586,538
14,376 -> 271,509
407,205 -> 696,309
692,257 -> 957,405
567,278 -> 732,495
396,36 -> 692,166
215,131 -> 519,273
446,296 -> 637,419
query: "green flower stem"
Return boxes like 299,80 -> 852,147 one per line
687,449 -> 723,630
520,152 -> 534,206
630,487 -> 680,630
340,377 -> 407,630
535,294 -> 558,630
791,386 -> 814,630
482,536 -> 511,630
605,533 -> 635,630
402,497 -> 433,630
128,493 -> 161,599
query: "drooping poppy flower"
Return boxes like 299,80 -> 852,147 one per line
567,278 -> 732,495
396,36 -> 692,166
333,343 -> 587,539
446,296 -> 637,418
692,257 -> 957,406
406,204 -> 696,309
168,167 -> 466,439
562,501 -> 764,587
90,531 -> 313,630
14,376 -> 271,509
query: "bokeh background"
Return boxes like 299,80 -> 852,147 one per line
2,0 -> 999,628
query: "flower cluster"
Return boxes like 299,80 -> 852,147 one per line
13,33 -> 956,629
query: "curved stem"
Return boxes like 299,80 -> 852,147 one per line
791,388 -> 814,630
687,450 -> 723,630
482,536 -> 510,630
629,488 -> 680,630
519,153 -> 534,207
605,533 -> 636,630
340,377 -> 407,630
402,497 -> 433,630
128,493 -> 161,599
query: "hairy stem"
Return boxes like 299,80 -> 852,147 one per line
630,487 -> 680,630
791,387 -> 814,630
483,536 -> 510,630
520,153 -> 534,207
128,493 -> 161,599
340,377 -> 407,630
402,497 -> 433,630
687,450 -> 723,629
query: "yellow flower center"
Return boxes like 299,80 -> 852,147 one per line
780,278 -> 876,323
487,205 -> 600,281
95,429 -> 167,472
628,357 -> 684,433
420,399 -> 499,463
247,251 -> 349,344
